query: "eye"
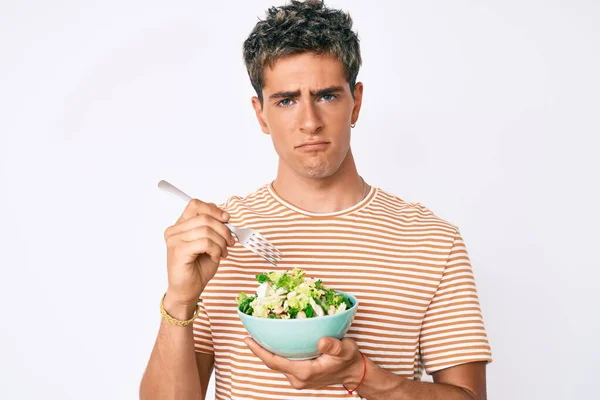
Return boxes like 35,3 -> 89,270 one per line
277,99 -> 294,107
320,94 -> 337,102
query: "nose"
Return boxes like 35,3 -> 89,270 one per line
298,101 -> 323,135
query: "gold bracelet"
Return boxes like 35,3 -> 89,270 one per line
160,293 -> 201,327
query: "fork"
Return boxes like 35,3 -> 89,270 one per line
157,180 -> 282,266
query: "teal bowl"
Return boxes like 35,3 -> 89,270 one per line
237,291 -> 359,360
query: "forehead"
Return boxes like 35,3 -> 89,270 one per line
262,52 -> 348,92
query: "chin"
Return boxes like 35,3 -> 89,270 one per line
300,161 -> 338,179
303,169 -> 332,179
284,153 -> 346,179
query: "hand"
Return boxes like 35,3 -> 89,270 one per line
163,199 -> 235,307
245,336 -> 364,390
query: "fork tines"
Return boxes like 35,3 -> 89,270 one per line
248,234 -> 282,266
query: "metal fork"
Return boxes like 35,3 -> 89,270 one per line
158,180 -> 282,265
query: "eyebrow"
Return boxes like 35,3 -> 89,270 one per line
268,86 -> 346,101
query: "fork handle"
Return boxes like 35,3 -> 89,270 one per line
158,180 -> 237,234
158,180 -> 192,203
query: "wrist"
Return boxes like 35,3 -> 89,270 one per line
163,291 -> 200,320
343,350 -> 367,389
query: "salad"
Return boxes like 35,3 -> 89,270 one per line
236,268 -> 353,319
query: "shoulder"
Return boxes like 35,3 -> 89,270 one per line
372,187 -> 459,235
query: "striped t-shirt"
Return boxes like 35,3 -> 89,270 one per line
193,183 -> 492,399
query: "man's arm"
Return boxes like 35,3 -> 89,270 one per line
140,199 -> 233,399
246,336 -> 486,399
196,352 -> 215,397
140,296 -> 215,400
346,358 -> 486,400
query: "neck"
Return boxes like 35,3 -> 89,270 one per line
272,150 -> 369,214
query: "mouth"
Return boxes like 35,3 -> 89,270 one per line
295,141 -> 331,150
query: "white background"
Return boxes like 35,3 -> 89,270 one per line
1,1 -> 599,399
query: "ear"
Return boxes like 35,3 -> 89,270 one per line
251,96 -> 270,135
351,82 -> 364,125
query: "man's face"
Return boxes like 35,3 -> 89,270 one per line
252,52 -> 363,180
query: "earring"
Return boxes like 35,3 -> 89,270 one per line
351,123 -> 356,128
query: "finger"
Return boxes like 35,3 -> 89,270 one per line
176,226 -> 230,258
179,238 -> 223,265
318,337 -> 344,357
284,374 -> 308,390
244,338 -> 295,374
176,199 -> 230,224
166,214 -> 235,246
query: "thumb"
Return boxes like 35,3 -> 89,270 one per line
318,337 -> 343,356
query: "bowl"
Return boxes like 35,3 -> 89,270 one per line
237,290 -> 359,360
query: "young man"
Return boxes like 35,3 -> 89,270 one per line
140,1 -> 492,399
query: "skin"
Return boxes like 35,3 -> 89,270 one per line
139,52 -> 487,399
252,52 -> 367,213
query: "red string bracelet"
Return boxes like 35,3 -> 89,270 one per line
342,351 -> 367,395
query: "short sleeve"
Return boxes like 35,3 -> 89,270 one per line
419,230 -> 493,374
192,297 -> 214,354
